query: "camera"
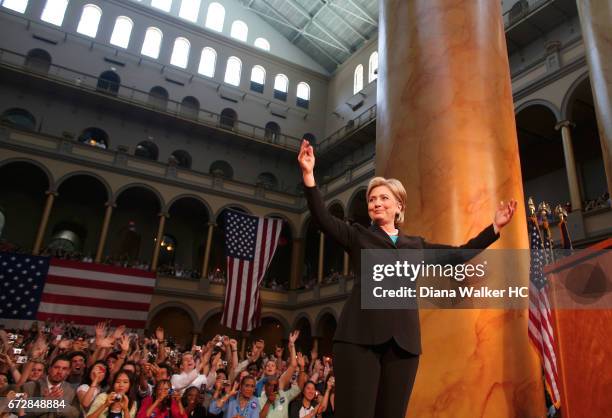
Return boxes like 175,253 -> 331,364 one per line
8,334 -> 17,341
13,348 -> 23,355
168,389 -> 174,396
14,393 -> 25,400
222,360 -> 228,367
114,394 -> 122,401
16,356 -> 28,364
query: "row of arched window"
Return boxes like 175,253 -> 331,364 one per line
3,1 -> 271,49
1,107 -> 308,188
2,0 -> 312,108
354,51 -> 379,95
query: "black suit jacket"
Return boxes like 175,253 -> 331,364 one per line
304,186 -> 500,355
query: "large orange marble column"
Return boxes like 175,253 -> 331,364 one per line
377,1 -> 544,417
576,0 -> 612,196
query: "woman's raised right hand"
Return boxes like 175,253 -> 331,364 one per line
298,140 -> 315,175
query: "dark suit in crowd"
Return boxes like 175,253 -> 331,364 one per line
21,379 -> 80,418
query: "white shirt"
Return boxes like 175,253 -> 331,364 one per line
170,369 -> 214,394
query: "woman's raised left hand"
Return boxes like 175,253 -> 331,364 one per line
493,199 -> 518,231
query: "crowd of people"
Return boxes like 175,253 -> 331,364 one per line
0,320 -> 335,418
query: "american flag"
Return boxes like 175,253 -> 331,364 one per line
527,217 -> 561,408
221,210 -> 283,331
0,252 -> 155,328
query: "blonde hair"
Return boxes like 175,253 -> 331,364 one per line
366,177 -> 407,226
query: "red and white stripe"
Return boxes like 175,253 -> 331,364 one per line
221,217 -> 282,331
528,281 -> 561,407
36,259 -> 155,329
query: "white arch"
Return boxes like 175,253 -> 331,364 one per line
224,56 -> 242,86
254,37 -> 270,51
354,64 -> 364,94
110,16 -> 133,49
230,20 -> 248,42
141,27 -> 163,59
250,65 -> 266,85
198,47 -> 217,77
41,0 -> 69,26
170,37 -> 190,68
76,4 -> 102,38
179,0 -> 201,22
368,51 -> 378,83
205,2 -> 225,32
274,74 -> 289,93
297,82 -> 310,100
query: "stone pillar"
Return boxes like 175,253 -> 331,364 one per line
200,222 -> 216,279
317,232 -> 324,284
377,0 -> 543,416
289,238 -> 303,289
191,333 -> 199,347
556,120 -> 583,211
32,191 -> 57,255
151,213 -> 168,272
576,0 -> 612,196
95,203 -> 115,263
240,335 -> 248,360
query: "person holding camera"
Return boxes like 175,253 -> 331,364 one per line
209,376 -> 259,418
87,371 -> 138,418
258,377 -> 300,418
137,379 -> 186,418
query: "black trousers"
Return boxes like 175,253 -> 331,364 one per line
332,339 -> 420,418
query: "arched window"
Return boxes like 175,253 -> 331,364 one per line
296,82 -> 310,109
40,0 -> 69,26
257,172 -> 278,190
179,0 -> 200,22
110,16 -> 133,49
368,51 -> 378,83
250,65 -> 265,93
224,56 -> 242,87
1,108 -> 36,131
198,47 -> 216,77
141,27 -> 163,59
264,122 -> 280,142
135,141 -> 159,160
96,70 -> 120,95
151,0 -> 172,12
220,108 -> 237,129
205,2 -> 225,32
25,48 -> 52,73
180,96 -> 200,119
209,160 -> 233,178
274,74 -> 288,101
148,86 -> 169,110
353,64 -> 364,94
171,150 -> 192,169
254,37 -> 270,51
76,4 -> 102,38
2,0 -> 28,13
78,127 -> 109,149
170,37 -> 190,68
230,20 -> 248,42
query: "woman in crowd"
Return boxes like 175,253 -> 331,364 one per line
88,371 -> 138,418
182,386 -> 207,418
209,375 -> 259,418
78,361 -> 110,412
297,139 -> 516,418
137,379 -> 186,418
288,379 -> 332,418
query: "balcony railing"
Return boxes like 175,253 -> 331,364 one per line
317,104 -> 377,153
502,0 -> 555,27
0,47 -> 305,151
